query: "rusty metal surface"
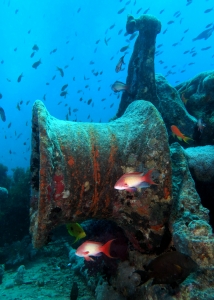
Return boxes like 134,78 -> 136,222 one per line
30,100 -> 172,250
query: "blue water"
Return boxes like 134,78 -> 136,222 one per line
0,0 -> 213,173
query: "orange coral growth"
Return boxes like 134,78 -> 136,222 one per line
163,186 -> 170,199
76,184 -> 85,212
40,168 -> 46,176
137,205 -> 149,216
150,224 -> 164,231
90,144 -> 100,215
68,156 -> 75,167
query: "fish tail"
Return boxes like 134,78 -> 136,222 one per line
142,169 -> 158,185
100,239 -> 116,258
72,237 -> 79,244
183,136 -> 194,143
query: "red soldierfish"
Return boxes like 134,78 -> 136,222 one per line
75,239 -> 115,261
115,54 -> 126,73
114,169 -> 158,192
111,81 -> 128,92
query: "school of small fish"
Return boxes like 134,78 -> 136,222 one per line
0,0 -> 213,172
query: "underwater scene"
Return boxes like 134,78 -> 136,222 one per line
0,0 -> 214,299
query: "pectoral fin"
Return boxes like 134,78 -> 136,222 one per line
85,256 -> 94,261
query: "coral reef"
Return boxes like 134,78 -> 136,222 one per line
0,264 -> 4,284
170,143 -> 214,266
14,265 -> 25,285
0,166 -> 30,247
95,282 -> 126,300
155,74 -> 196,142
175,70 -> 214,145
0,187 -> 8,200
184,145 -> 214,182
1,10 -> 214,300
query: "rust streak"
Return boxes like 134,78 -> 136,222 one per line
90,144 -> 100,216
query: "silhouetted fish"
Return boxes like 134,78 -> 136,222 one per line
135,251 -> 198,288
0,107 -> 6,122
61,84 -> 68,91
32,59 -> 41,69
192,26 -> 214,41
57,66 -> 64,77
32,44 -> 39,51
120,45 -> 129,52
118,7 -> 125,14
204,8 -> 213,13
17,73 -> 23,82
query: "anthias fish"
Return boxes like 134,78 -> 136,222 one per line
171,125 -> 193,143
114,169 -> 157,192
66,223 -> 86,244
111,81 -> 128,92
115,54 -> 126,73
75,239 -> 115,261
135,251 -> 198,287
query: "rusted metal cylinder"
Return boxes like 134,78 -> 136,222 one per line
30,100 -> 172,251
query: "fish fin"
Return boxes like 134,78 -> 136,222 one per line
126,172 -> 142,175
85,256 -> 94,261
94,253 -> 102,257
137,182 -> 151,188
142,169 -> 158,185
183,136 -> 194,143
177,136 -> 182,141
126,187 -> 137,193
100,239 -> 116,258
173,264 -> 183,274
72,237 -> 79,244
134,270 -> 150,286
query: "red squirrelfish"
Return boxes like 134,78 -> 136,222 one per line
75,239 -> 115,261
171,125 -> 193,143
111,81 -> 128,92
114,169 -> 157,192
115,54 -> 126,73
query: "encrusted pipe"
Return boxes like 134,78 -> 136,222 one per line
116,14 -> 161,118
30,100 -> 172,251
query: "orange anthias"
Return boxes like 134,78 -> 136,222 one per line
75,239 -> 115,261
114,169 -> 158,192
171,125 -> 193,143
